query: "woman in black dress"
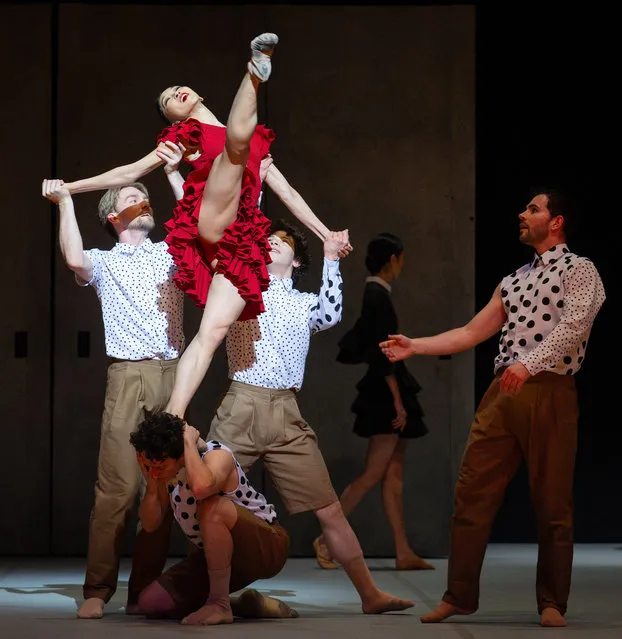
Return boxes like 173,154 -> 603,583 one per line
314,233 -> 433,570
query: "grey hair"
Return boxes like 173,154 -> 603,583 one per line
97,182 -> 150,225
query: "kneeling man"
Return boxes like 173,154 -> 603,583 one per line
129,412 -> 292,625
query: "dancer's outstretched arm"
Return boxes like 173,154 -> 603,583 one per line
381,284 -> 507,361
64,146 -> 166,195
264,163 -> 331,242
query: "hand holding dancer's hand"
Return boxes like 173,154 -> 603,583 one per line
156,141 -> 186,174
380,334 -> 416,362
42,178 -> 70,204
259,154 -> 274,181
324,229 -> 351,260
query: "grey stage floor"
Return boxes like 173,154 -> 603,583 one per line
1,544 -> 621,639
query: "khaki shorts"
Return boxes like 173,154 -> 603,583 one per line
209,381 -> 338,514
157,504 -> 289,617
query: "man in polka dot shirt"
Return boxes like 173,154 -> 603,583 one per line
42,161 -> 185,620
208,219 -> 414,615
128,412 -> 294,625
381,188 -> 605,627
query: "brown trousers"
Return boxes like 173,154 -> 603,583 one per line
443,371 -> 578,615
157,504 -> 290,618
84,358 -> 178,603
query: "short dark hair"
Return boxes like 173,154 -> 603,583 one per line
270,218 -> 310,284
529,186 -> 577,239
130,411 -> 185,460
364,233 -> 404,275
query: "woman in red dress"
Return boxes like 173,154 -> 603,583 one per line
60,33 -> 350,419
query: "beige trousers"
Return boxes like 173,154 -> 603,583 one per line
83,358 -> 178,603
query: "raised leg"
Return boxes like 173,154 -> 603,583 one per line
198,34 -> 277,245
166,274 -> 246,418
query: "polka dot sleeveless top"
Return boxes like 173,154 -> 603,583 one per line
168,440 -> 277,548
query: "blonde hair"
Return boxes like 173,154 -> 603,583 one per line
97,182 -> 149,225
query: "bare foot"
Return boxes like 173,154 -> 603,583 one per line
77,597 -> 105,619
181,601 -> 234,626
541,608 -> 567,627
420,601 -> 474,623
232,589 -> 299,618
396,554 -> 435,570
362,591 -> 414,614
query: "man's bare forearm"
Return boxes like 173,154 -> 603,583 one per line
138,483 -> 168,532
183,439 -> 218,501
410,327 -> 477,356
58,197 -> 87,269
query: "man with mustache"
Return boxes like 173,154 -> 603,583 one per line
43,169 -> 185,620
380,188 -> 605,627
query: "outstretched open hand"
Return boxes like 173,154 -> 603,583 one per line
380,334 -> 415,362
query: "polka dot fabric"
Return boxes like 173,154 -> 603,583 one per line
168,440 -> 277,548
77,239 -> 185,360
494,243 -> 605,376
226,258 -> 343,390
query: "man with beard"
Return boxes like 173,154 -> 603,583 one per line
42,178 -> 184,619
380,188 -> 605,627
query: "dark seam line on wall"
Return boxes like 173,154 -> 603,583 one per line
49,1 -> 59,555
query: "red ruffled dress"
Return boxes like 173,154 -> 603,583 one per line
158,118 -> 275,321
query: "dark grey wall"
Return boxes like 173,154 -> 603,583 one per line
1,3 -> 474,557
0,5 -> 53,554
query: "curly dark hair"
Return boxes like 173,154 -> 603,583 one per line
130,411 -> 185,460
270,218 -> 310,285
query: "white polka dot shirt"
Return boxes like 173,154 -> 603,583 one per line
77,239 -> 185,360
495,243 -> 605,376
168,440 -> 277,548
226,258 -> 343,390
